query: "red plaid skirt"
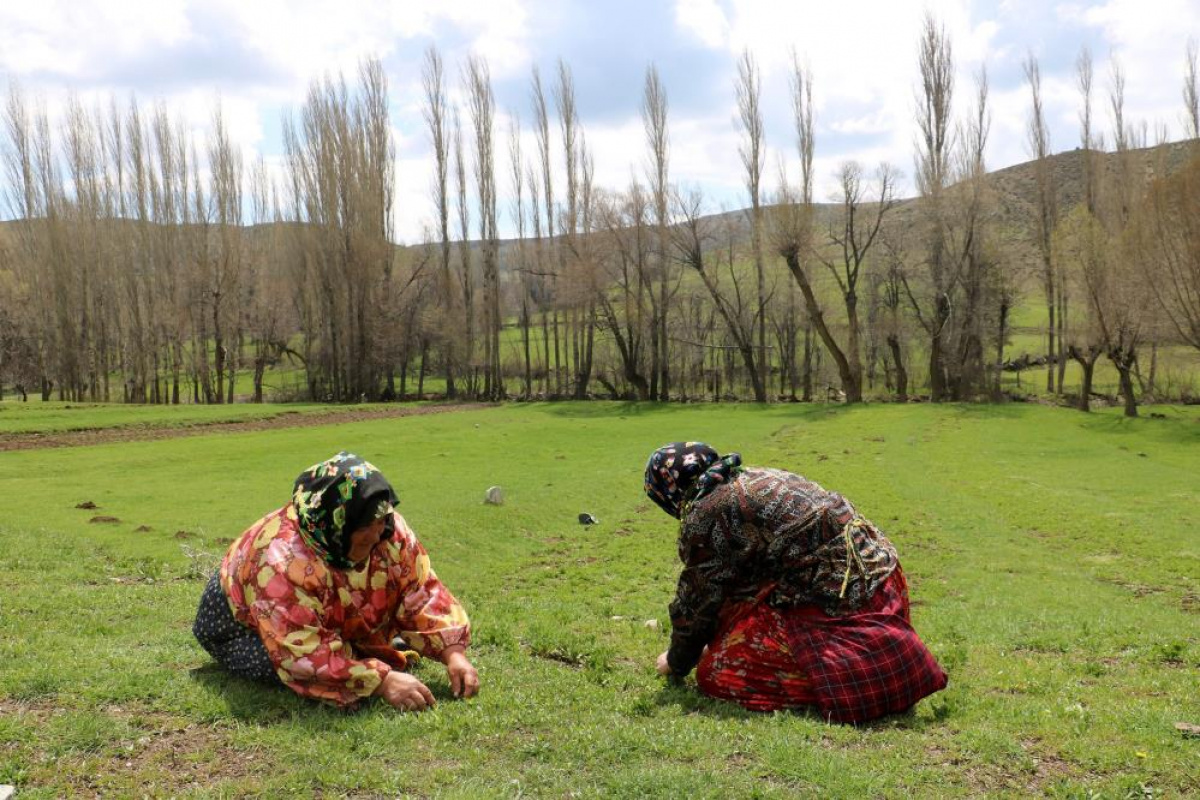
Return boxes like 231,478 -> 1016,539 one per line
695,567 -> 947,723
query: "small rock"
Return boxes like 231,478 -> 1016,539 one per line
0,784 -> 13,800
1176,721 -> 1200,738
610,615 -> 626,621
75,501 -> 98,509
484,486 -> 504,505
644,619 -> 659,631
578,513 -> 598,525
89,515 -> 120,524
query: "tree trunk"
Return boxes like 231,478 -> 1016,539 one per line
1113,354 -> 1138,418
1046,301 -> 1056,393
887,335 -> 908,402
419,338 -> 430,399
783,252 -> 858,403
522,297 -> 532,400
1070,347 -> 1101,412
802,323 -> 814,402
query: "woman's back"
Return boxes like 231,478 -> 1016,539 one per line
682,467 -> 898,614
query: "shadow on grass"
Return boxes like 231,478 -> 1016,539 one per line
188,662 -> 463,722
536,400 -> 860,422
1076,407 -> 1200,443
188,664 -> 307,722
948,401 -> 1037,420
649,680 -> 950,731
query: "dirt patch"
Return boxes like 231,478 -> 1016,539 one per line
75,501 -> 99,509
1096,576 -> 1166,597
89,515 -> 121,524
1182,593 -> 1200,613
0,402 -> 490,452
1019,736 -> 1082,787
135,525 -> 153,532
173,530 -> 197,540
0,698 -> 258,795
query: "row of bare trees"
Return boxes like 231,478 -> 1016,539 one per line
2,28 -> 1198,411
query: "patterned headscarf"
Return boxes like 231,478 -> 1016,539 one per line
644,442 -> 743,519
291,452 -> 399,568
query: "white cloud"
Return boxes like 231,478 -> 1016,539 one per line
674,0 -> 730,49
0,0 -> 1196,241
1068,0 -> 1200,139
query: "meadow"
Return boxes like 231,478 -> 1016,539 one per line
0,401 -> 1197,797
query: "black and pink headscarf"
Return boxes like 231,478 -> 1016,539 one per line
644,442 -> 743,518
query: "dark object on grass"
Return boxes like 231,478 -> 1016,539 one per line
89,515 -> 120,524
174,530 -> 198,539
1177,721 -> 1200,738
578,513 -> 598,525
75,500 -> 98,509
136,525 -> 153,532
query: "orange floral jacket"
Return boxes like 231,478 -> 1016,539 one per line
220,504 -> 470,706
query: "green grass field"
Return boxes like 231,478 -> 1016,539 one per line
1,402 -> 1198,797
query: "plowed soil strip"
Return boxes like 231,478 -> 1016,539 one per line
0,403 -> 490,452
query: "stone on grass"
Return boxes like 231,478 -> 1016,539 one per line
484,486 -> 504,505
644,619 -> 659,631
0,784 -> 14,800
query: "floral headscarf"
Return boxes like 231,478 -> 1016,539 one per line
644,442 -> 743,519
291,452 -> 399,568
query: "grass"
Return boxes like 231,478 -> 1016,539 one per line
1,402 -> 1198,797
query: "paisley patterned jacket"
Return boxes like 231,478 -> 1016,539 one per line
667,468 -> 898,675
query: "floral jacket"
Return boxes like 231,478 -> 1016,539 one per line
220,504 -> 470,706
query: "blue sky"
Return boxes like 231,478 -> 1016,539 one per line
1,0 -> 1197,240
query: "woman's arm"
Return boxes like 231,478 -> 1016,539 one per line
387,516 -> 472,659
665,490 -> 741,676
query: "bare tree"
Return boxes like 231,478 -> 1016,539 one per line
595,180 -> 652,399
423,46 -> 458,398
1133,151 -> 1200,354
465,55 -> 503,400
1024,54 -> 1062,394
531,66 -> 560,396
735,50 -> 769,401
674,187 -> 767,401
509,112 -> 534,400
452,109 -> 476,396
643,64 -> 672,400
909,12 -> 956,401
1185,38 -> 1199,141
283,58 -> 396,401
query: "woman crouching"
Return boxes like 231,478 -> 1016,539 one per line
646,442 -> 946,723
193,452 -> 478,711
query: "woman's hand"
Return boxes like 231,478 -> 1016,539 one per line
655,650 -> 672,676
441,646 -> 480,699
376,670 -> 437,712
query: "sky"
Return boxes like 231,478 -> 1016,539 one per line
0,0 -> 1197,242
